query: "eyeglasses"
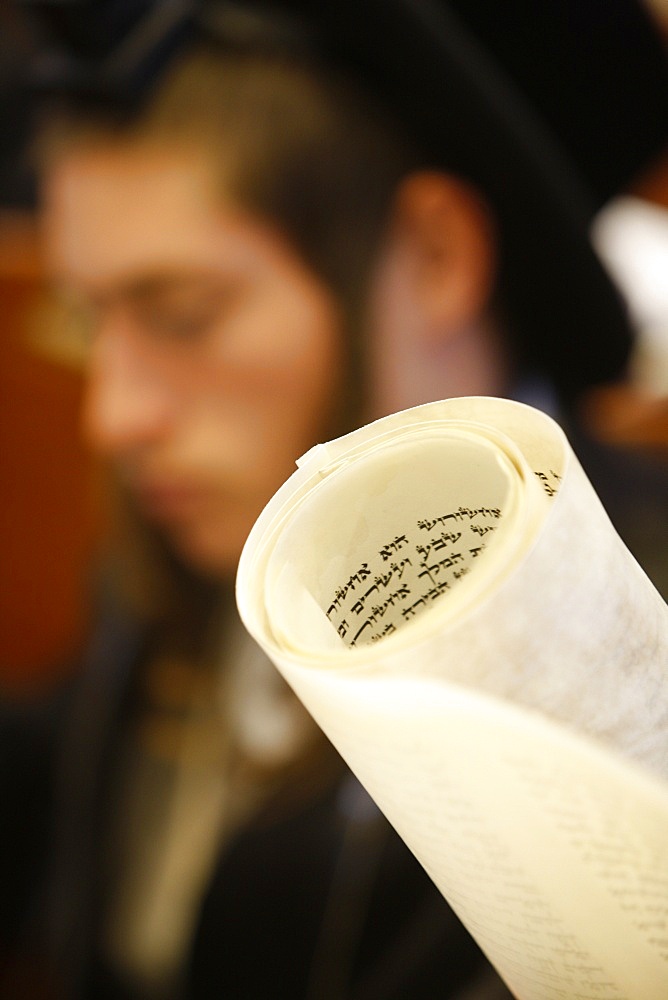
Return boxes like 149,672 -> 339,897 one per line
31,270 -> 249,368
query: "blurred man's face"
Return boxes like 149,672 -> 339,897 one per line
42,142 -> 344,576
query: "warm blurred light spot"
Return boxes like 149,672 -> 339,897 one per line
0,210 -> 98,695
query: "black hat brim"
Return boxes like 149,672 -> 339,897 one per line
290,0 -> 649,399
25,0 -> 668,399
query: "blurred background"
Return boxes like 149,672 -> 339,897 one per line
0,3 -> 96,695
1,0 -> 667,698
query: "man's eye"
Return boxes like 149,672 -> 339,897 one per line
141,302 -> 221,340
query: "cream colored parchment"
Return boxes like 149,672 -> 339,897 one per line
236,396 -> 668,1000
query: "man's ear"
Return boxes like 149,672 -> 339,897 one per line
389,170 -> 496,338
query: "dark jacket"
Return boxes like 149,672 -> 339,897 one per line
0,590 -> 511,1000
4,432 -> 662,1000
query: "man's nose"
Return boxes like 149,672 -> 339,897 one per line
82,322 -> 173,457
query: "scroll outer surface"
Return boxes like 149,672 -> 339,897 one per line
236,396 -> 668,1000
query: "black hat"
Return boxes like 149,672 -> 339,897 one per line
17,0 -> 668,399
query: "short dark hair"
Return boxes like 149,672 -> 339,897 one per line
33,0 -> 650,401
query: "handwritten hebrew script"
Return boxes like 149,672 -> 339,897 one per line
325,505 -> 503,646
238,397 -> 668,1000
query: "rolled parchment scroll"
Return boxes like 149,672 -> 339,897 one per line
236,396 -> 668,1000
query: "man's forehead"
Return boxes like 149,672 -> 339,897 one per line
41,143 -> 229,283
